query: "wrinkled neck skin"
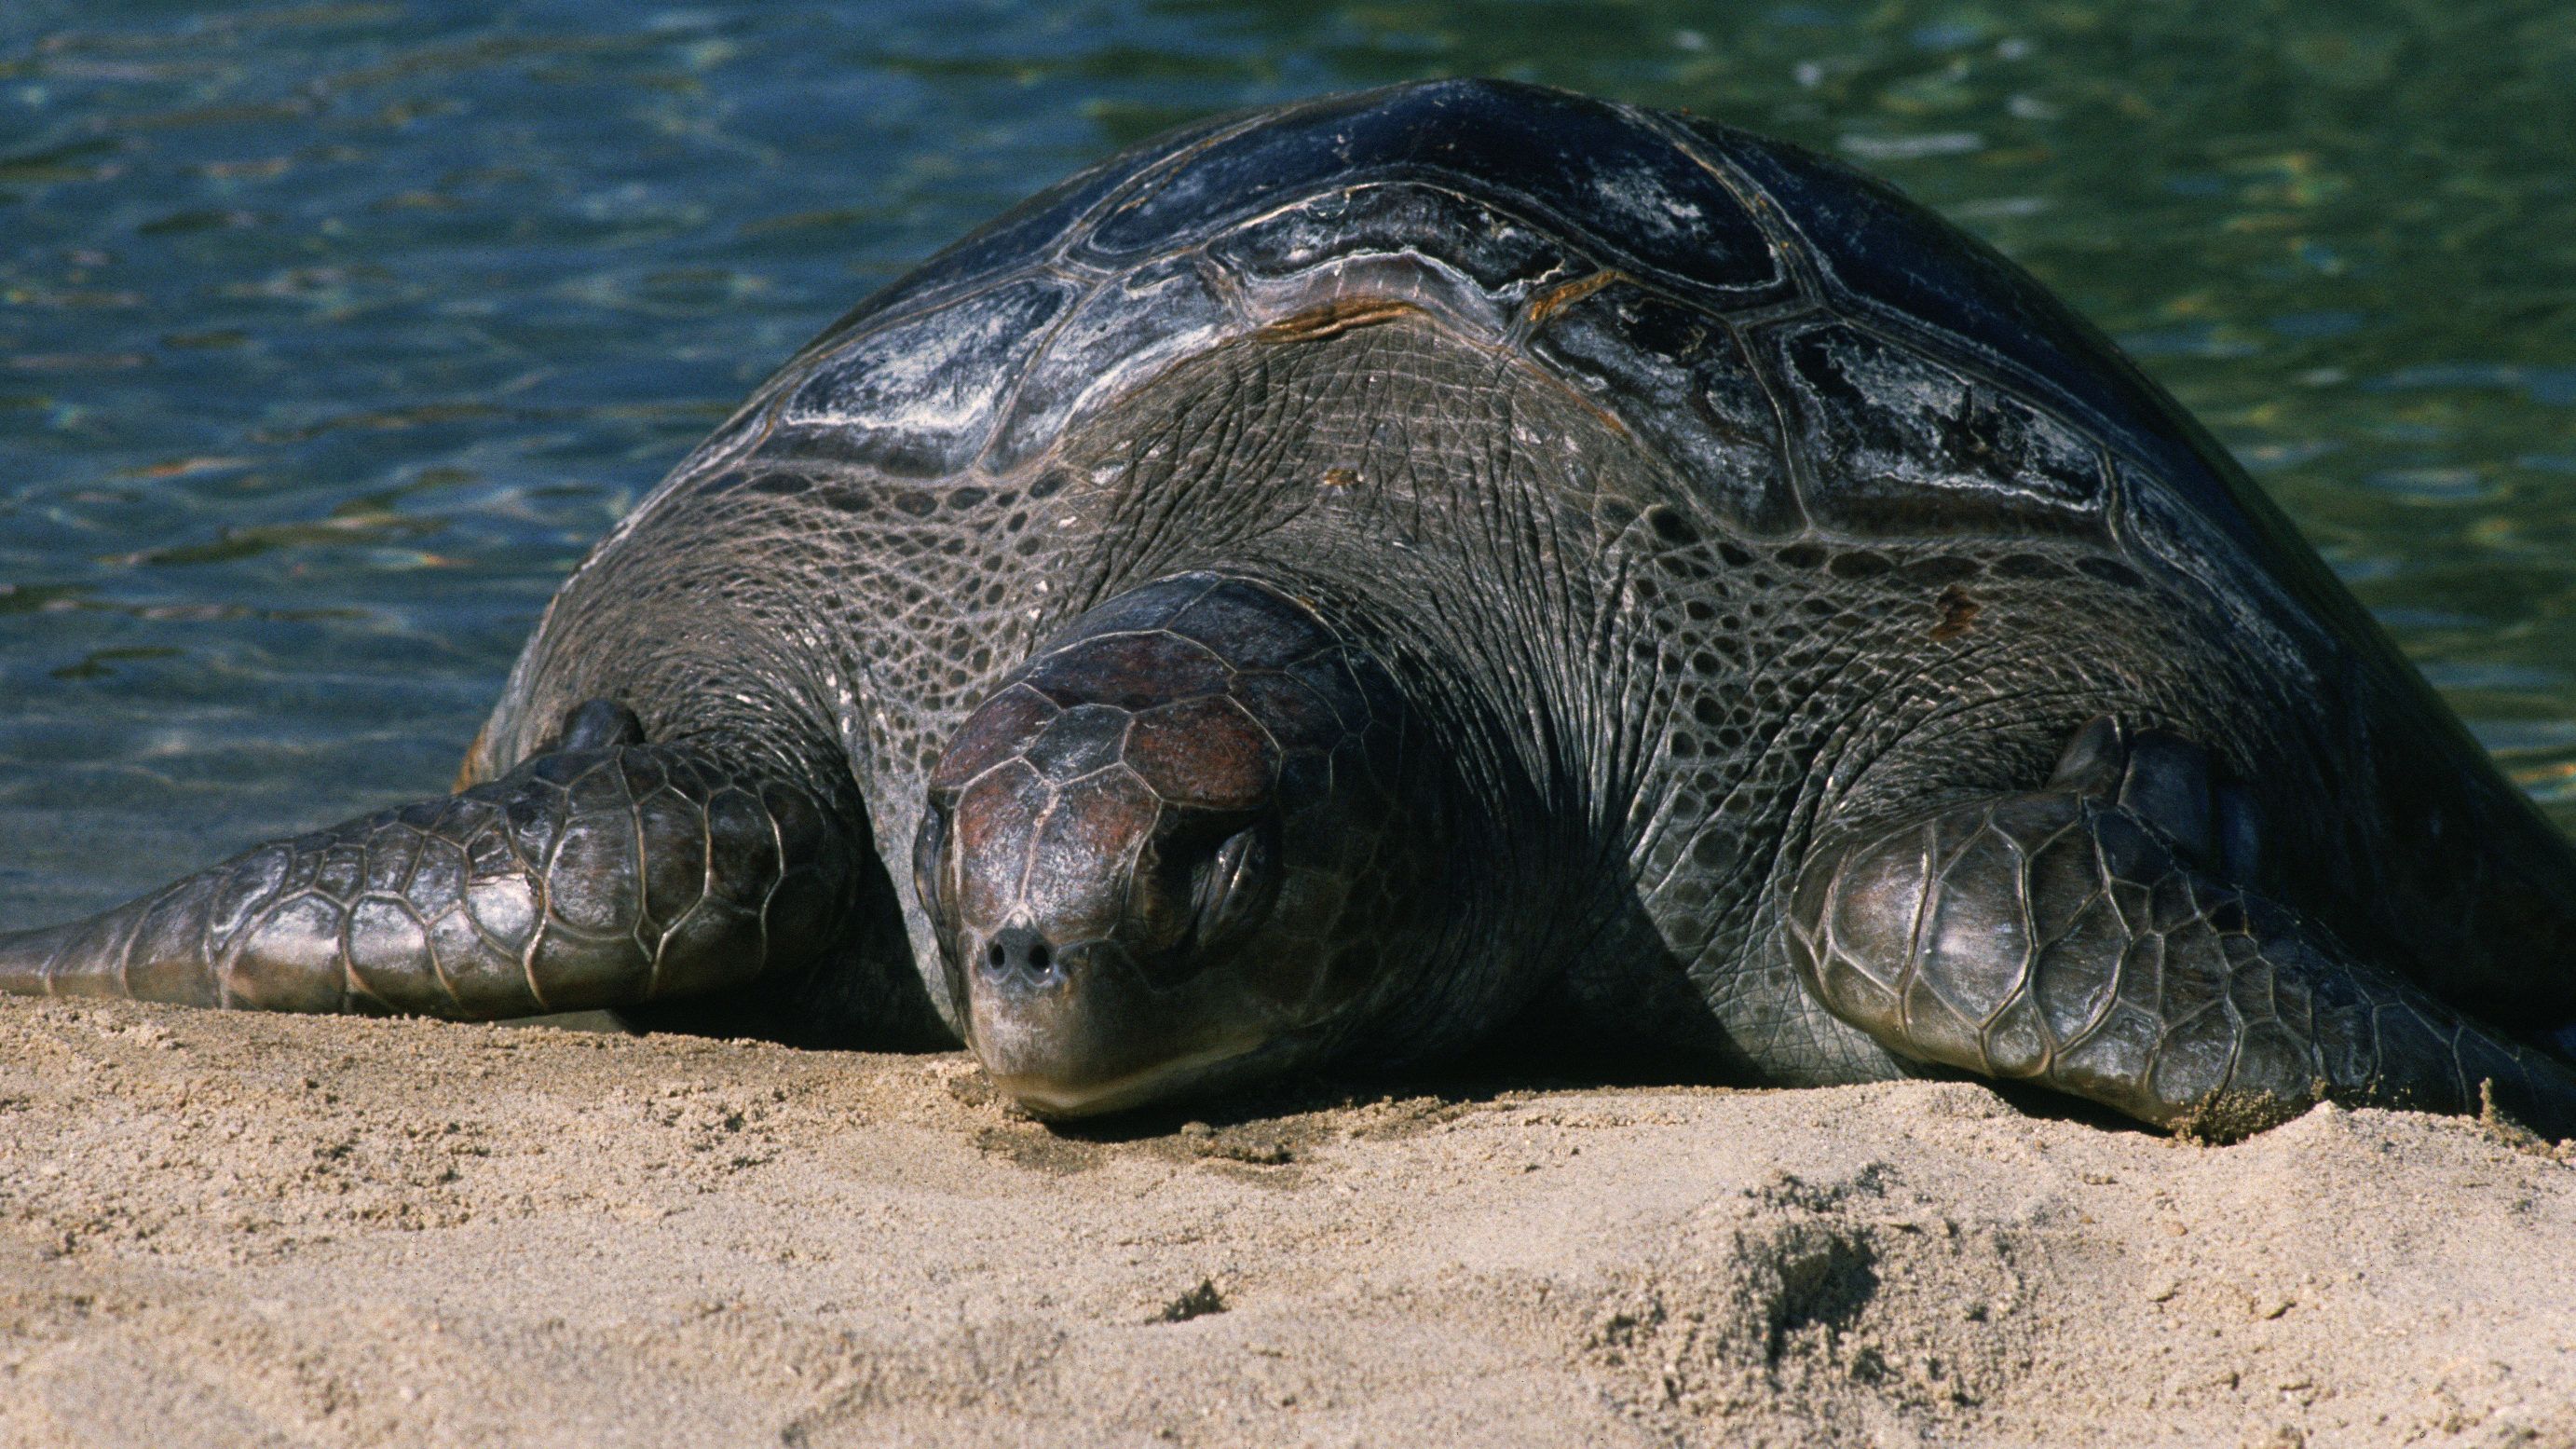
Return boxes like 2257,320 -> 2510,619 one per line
920,565 -> 1574,1116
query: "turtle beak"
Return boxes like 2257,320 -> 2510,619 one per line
961,928 -> 1264,1117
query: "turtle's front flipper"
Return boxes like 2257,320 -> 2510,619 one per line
0,706 -> 854,1018
1788,717 -> 2576,1140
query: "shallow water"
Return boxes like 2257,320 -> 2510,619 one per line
1,0 -> 2570,922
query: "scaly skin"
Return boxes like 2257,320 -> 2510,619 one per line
1790,722 -> 2576,1139
0,731 -> 856,1019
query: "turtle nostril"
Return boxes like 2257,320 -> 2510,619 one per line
979,925 -> 1062,987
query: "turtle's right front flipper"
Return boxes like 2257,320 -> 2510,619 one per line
0,710 -> 856,1018
1789,718 -> 2576,1141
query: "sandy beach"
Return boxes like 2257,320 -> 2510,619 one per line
1,998 -> 2569,1448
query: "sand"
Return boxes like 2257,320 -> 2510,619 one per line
1,999 -> 2570,1448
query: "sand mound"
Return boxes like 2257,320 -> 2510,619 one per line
2,1000 -> 2569,1447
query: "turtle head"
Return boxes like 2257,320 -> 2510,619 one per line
915,573 -> 1411,1117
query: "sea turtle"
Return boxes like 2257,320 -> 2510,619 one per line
7,78 -> 2574,1138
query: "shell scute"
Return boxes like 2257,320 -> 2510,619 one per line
780,273 -> 1078,477
1760,320 -> 2106,537
984,254 -> 1237,475
1206,181 -> 1577,330
1685,119 -> 2148,443
1681,116 -> 2318,569
1524,279 -> 1803,536
792,107 -> 1247,362
1081,79 -> 1787,307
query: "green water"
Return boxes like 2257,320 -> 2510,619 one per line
2,0 -> 2571,921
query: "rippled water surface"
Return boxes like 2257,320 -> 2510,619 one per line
2,0 -> 2571,920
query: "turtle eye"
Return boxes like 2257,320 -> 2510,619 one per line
1190,819 -> 1279,954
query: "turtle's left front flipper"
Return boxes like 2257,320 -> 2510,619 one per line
1788,717 -> 2576,1140
0,710 -> 857,1018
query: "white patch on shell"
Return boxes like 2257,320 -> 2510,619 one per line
1592,162 -> 1705,238
783,277 -> 1073,462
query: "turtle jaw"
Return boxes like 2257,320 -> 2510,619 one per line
959,936 -> 1288,1118
983,1036 -> 1269,1119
